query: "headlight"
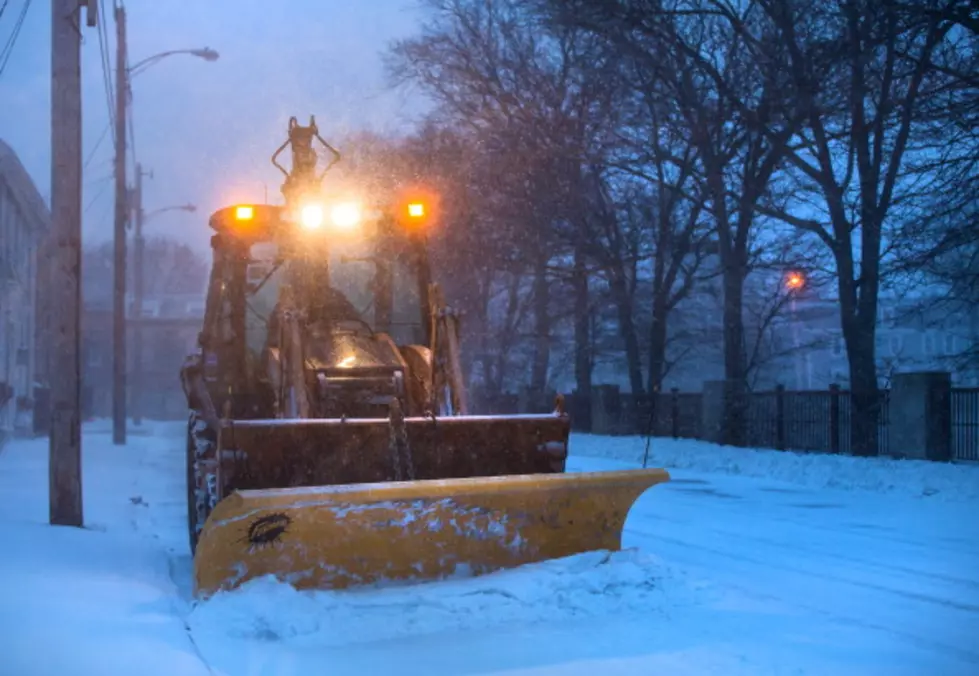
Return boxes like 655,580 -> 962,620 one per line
330,202 -> 362,230
300,204 -> 325,230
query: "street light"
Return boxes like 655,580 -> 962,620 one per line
111,7 -> 218,444
785,271 -> 806,292
783,269 -> 808,389
145,204 -> 197,222
128,47 -> 219,78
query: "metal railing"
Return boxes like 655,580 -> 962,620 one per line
951,388 -> 979,462
474,382 -> 975,462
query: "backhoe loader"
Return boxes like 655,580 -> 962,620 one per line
181,116 -> 670,599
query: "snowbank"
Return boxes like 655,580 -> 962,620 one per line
0,521 -> 210,676
189,549 -> 705,648
0,424 -> 212,676
571,434 -> 979,501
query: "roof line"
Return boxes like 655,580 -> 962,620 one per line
0,138 -> 51,237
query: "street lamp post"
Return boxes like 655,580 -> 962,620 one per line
128,48 -> 219,78
784,270 -> 808,390
131,163 -> 196,425
111,1 -> 217,444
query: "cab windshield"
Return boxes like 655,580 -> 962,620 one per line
243,239 -> 424,355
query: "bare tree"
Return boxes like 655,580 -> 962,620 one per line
888,2 -> 979,375
711,0 -> 960,455
535,0 -> 801,444
388,0 -> 631,401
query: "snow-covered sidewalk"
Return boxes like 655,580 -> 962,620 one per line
573,433 -> 979,501
0,422 -> 977,675
0,423 -> 211,676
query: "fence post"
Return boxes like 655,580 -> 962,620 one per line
889,371 -> 952,461
775,384 -> 786,451
670,388 -> 680,438
829,383 -> 841,454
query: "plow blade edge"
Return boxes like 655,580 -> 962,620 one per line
192,468 -> 670,598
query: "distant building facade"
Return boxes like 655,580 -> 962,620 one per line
0,139 -> 50,439
82,292 -> 204,420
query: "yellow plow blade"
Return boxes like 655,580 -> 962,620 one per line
193,468 -> 669,598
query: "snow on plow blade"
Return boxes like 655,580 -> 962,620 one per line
192,468 -> 670,598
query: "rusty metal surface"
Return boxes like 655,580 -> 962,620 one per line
216,413 -> 571,494
192,467 -> 671,598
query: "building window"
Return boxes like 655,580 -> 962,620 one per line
889,335 -> 903,356
944,334 -> 956,355
923,333 -> 936,356
833,338 -> 843,356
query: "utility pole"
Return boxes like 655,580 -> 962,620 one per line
112,2 -> 128,445
50,0 -> 96,526
132,163 -> 144,425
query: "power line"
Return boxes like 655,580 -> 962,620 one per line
85,175 -> 113,214
0,0 -> 10,22
96,0 -> 116,143
84,123 -> 111,170
127,89 -> 137,174
0,0 -> 32,79
125,53 -> 137,178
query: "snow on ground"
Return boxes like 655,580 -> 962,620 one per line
0,421 -> 212,676
574,433 -> 979,501
0,420 -> 977,675
188,549 -> 684,648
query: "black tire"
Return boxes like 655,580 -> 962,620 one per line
186,414 -> 201,555
186,411 -> 217,556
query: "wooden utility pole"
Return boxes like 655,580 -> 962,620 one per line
132,163 -> 144,425
112,2 -> 128,445
49,0 -> 96,526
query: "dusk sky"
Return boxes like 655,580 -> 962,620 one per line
0,0 -> 430,253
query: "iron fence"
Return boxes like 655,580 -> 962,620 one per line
740,387 -> 890,454
473,382 -> 978,462
951,388 -> 979,462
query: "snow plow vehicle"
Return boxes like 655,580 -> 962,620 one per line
181,116 -> 670,599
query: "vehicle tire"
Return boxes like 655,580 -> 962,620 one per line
186,415 -> 197,554
186,410 -> 217,555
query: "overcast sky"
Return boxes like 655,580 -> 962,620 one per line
0,0 -> 429,252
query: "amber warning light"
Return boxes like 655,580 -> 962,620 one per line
407,202 -> 425,218
235,205 -> 255,221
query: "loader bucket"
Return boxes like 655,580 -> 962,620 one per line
192,467 -> 670,598
214,414 -> 572,491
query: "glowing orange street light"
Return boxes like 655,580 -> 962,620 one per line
235,205 -> 254,220
785,271 -> 805,291
395,186 -> 439,231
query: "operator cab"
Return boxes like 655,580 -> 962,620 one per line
203,200 -> 433,419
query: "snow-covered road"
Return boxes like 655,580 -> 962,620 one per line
0,420 -> 977,675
